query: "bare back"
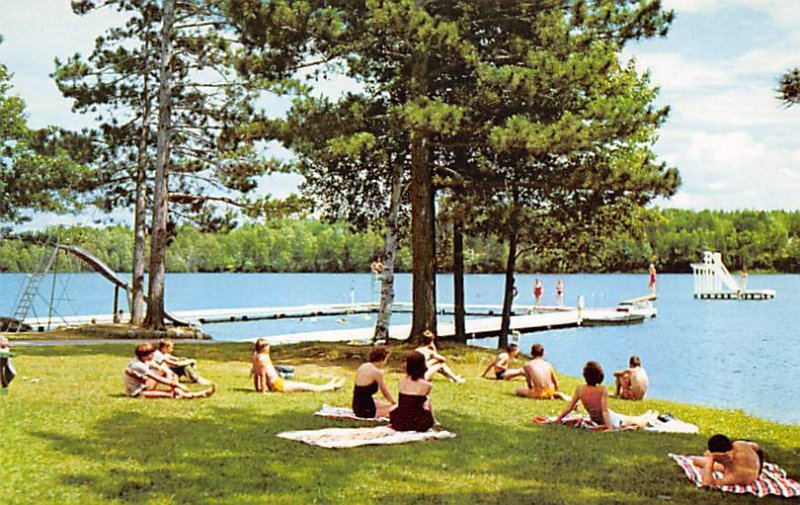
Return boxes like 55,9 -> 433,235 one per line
355,362 -> 383,386
629,367 -> 649,399
523,358 -> 557,393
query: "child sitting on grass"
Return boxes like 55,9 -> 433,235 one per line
153,338 -> 212,385
252,339 -> 344,393
124,343 -> 215,399
481,343 -> 524,380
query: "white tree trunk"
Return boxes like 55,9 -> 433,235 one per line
373,162 -> 404,342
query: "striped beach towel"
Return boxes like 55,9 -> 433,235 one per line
532,415 -> 633,431
669,453 -> 800,498
314,403 -> 389,423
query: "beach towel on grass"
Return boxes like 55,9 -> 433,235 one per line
314,403 -> 389,423
669,453 -> 800,498
277,425 -> 455,449
532,415 -> 698,433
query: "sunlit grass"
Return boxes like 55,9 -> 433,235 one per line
2,341 -> 798,504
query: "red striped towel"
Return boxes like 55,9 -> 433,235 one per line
532,415 -> 638,431
669,453 -> 800,498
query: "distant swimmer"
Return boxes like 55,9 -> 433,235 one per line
648,263 -> 657,296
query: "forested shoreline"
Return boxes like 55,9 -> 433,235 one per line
3,208 -> 800,274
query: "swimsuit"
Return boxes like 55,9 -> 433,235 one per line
352,382 -> 379,418
271,376 -> 285,392
390,392 -> 434,432
495,369 -> 506,380
533,386 -> 555,399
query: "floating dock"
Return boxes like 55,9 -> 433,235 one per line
690,251 -> 776,300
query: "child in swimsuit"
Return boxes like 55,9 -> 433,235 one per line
481,343 -> 524,380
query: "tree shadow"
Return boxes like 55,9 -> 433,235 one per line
29,401 -> 797,504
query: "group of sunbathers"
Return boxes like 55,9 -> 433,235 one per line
121,332 -> 768,488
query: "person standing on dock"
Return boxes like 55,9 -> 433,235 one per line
555,279 -> 564,306
533,278 -> 544,307
648,263 -> 657,295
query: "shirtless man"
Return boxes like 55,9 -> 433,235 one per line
613,355 -> 649,400
692,434 -> 763,487
516,343 -> 569,400
481,343 -> 524,380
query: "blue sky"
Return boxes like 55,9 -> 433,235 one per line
1,0 -> 798,229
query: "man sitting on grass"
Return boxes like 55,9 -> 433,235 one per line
516,343 -> 569,400
124,343 -> 215,399
252,339 -> 344,393
613,355 -> 649,400
481,343 -> 524,380
692,434 -> 763,487
153,338 -> 212,385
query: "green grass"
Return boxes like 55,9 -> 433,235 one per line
2,341 -> 798,504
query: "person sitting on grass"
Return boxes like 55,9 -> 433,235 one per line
153,339 -> 212,386
481,343 -> 524,380
516,343 -> 569,400
124,343 -> 215,399
555,361 -> 656,430
414,330 -> 465,383
613,355 -> 649,400
691,434 -> 763,487
389,351 -> 437,432
252,339 -> 344,393
352,345 -> 396,418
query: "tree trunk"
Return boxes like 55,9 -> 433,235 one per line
453,216 -> 466,342
130,37 -> 151,326
409,52 -> 437,339
144,0 -> 175,330
498,227 -> 518,349
373,162 -> 403,342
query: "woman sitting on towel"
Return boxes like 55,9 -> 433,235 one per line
390,351 -> 436,432
352,345 -> 396,418
555,361 -> 656,430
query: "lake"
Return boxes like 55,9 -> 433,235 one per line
1,271 -> 798,424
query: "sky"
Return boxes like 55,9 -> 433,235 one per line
0,0 -> 799,229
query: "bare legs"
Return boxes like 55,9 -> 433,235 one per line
282,377 -> 345,393
375,399 -> 396,418
502,368 -> 525,381
425,361 -> 465,383
140,378 -> 215,399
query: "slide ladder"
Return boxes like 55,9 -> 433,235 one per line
9,243 -> 59,332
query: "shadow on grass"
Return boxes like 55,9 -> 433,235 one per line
29,400 -> 797,505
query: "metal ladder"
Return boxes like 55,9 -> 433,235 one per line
10,244 -> 59,332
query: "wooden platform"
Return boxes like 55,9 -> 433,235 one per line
695,290 -> 775,300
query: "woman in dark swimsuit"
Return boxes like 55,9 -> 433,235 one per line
390,351 -> 437,432
352,346 -> 396,418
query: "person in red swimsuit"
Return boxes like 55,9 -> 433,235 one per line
649,263 -> 657,295
533,278 -> 544,307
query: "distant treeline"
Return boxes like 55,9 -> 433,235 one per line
2,209 -> 800,273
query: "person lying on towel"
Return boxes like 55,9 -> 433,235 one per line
389,351 -> 438,432
353,345 -> 396,418
692,434 -> 763,487
555,361 -> 656,430
252,339 -> 344,393
516,343 -> 569,400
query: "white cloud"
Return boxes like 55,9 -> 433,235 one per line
628,52 -> 734,90
664,0 -> 800,27
661,130 -> 800,210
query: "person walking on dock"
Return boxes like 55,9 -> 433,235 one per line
533,278 -> 544,307
555,279 -> 564,306
648,264 -> 657,296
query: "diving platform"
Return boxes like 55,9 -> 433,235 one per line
690,251 -> 775,300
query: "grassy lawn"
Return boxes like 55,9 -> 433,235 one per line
2,341 -> 798,504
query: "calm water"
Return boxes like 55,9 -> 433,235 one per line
1,272 -> 798,424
